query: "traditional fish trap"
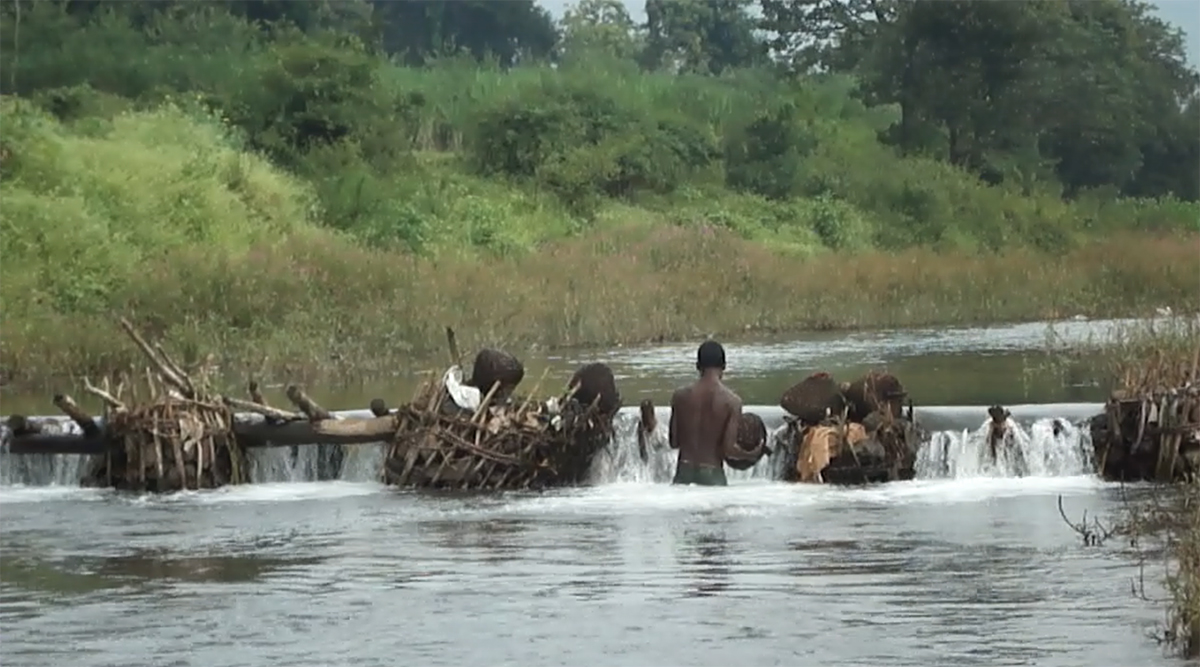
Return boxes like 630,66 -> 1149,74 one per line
381,368 -> 617,491
68,320 -> 246,492
88,392 -> 244,492
726,412 -> 771,471
776,416 -> 919,485
1092,383 -> 1200,482
774,369 -> 921,484
775,371 -> 922,486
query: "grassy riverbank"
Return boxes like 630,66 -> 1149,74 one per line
2,100 -> 1199,389
7,225 -> 1196,387
3,0 -> 1199,390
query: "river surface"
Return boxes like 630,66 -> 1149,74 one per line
0,317 -> 1192,666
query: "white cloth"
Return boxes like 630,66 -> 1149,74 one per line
442,366 -> 481,411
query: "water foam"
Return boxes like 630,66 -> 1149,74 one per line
586,409 -> 780,485
915,417 -> 1094,480
1,405 -> 1100,495
0,484 -> 111,506
247,443 -> 384,484
174,480 -> 384,505
480,473 -> 1104,519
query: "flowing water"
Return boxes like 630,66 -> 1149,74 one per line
0,318 -> 1189,666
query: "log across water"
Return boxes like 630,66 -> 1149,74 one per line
6,400 -> 1120,487
4,414 -> 400,456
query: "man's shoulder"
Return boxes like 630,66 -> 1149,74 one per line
718,383 -> 743,408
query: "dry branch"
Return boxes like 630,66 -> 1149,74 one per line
152,342 -> 195,396
1057,494 -> 1118,547
83,377 -> 126,412
248,380 -> 266,406
222,396 -> 302,422
117,317 -> 191,397
381,369 -> 614,491
53,393 -> 100,437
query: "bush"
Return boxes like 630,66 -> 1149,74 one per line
0,97 -> 317,324
468,75 -> 720,214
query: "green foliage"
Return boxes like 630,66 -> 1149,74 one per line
370,0 -> 558,67
214,29 -> 412,171
467,70 -> 721,214
0,97 -> 317,321
643,0 -> 766,74
557,0 -> 643,63
761,0 -> 1200,201
0,0 -> 1196,264
725,100 -> 819,200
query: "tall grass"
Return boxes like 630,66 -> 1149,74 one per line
382,55 -> 780,154
4,220 -> 1198,389
378,58 -> 1199,252
1052,317 -> 1200,396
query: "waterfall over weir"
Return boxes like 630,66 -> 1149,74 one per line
0,403 -> 1102,488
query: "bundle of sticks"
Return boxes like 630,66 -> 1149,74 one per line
381,368 -> 613,491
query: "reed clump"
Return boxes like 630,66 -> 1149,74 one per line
1096,318 -> 1200,394
1120,480 -> 1200,659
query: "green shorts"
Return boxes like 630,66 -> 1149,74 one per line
672,461 -> 728,486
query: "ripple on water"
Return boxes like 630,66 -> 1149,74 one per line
0,481 -> 1177,665
0,485 -> 112,506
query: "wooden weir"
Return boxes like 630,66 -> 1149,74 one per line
1,320 -> 623,493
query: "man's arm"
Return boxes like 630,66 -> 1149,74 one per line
721,393 -> 743,459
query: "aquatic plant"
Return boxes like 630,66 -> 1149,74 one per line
1123,480 -> 1200,659
1058,318 -> 1200,658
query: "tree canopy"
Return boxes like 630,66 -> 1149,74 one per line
0,0 -> 1195,251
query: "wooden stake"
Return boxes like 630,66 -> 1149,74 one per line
248,380 -> 266,407
369,398 -> 389,417
446,326 -> 462,367
285,385 -> 333,421
223,396 -> 302,422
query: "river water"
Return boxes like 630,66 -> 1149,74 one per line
0,317 -> 1189,666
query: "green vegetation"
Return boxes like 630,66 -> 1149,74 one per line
0,0 -> 1198,386
1095,317 -> 1200,391
1121,477 -> 1200,660
1061,320 -> 1200,659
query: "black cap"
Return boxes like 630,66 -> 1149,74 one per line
696,340 -> 726,371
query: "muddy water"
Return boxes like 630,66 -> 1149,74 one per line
0,318 -> 1190,666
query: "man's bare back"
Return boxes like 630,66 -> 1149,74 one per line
669,341 -> 742,486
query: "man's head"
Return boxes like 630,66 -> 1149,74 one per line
696,340 -> 726,376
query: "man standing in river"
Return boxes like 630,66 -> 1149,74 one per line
669,340 -> 742,486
